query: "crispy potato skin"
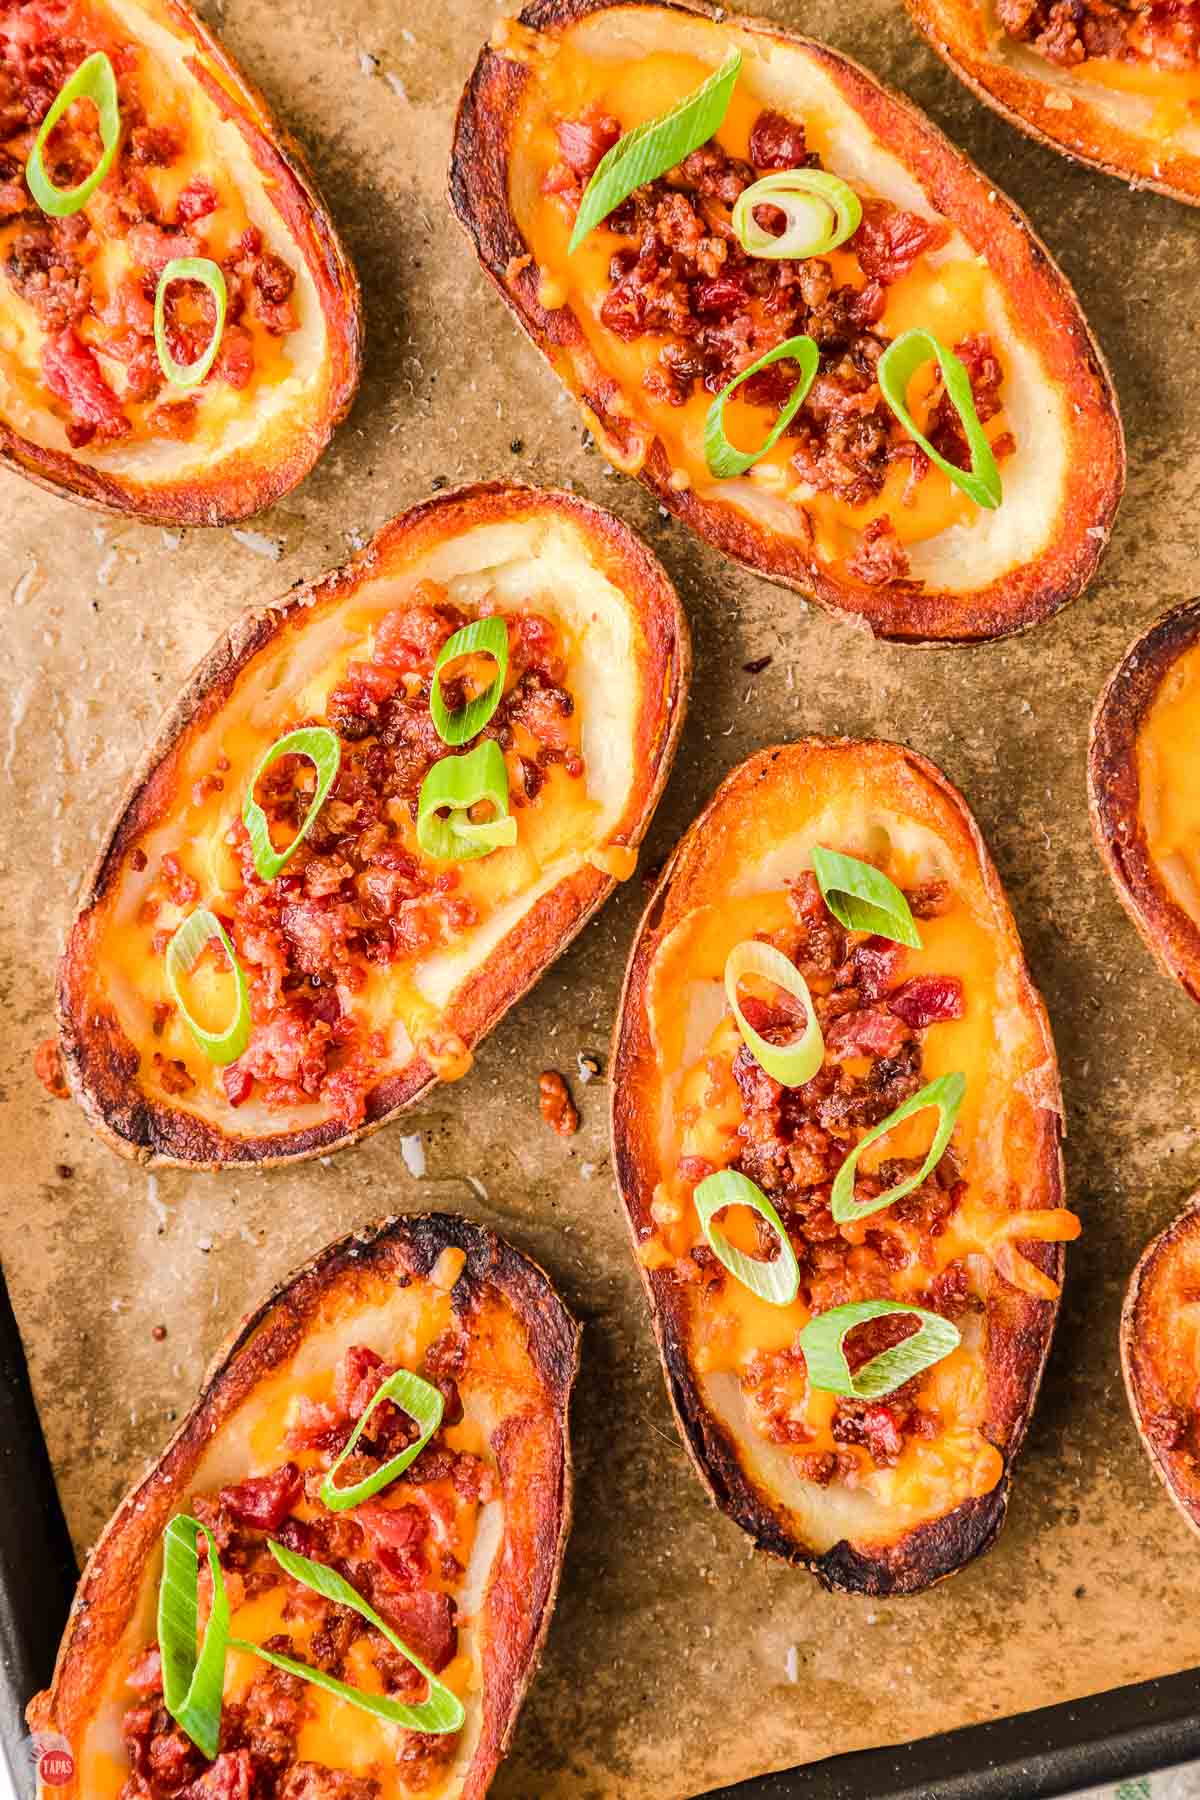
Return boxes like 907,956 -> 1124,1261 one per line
1089,598 -> 1200,1004
26,1212 -> 581,1800
1122,1195 -> 1200,1537
56,481 -> 689,1168
448,0 -> 1125,644
610,739 -> 1067,1595
0,0 -> 362,524
905,0 -> 1200,208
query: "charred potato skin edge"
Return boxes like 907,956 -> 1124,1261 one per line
610,739 -> 1067,1595
0,0 -> 363,525
448,0 -> 1125,644
26,1210 -> 581,1800
1120,1194 -> 1200,1539
1088,598 -> 1200,1006
56,479 -> 691,1168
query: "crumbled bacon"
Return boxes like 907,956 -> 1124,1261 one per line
219,1463 -> 303,1532
851,199 -> 951,283
825,1006 -> 911,1061
748,109 -> 815,170
42,327 -> 129,445
554,105 -> 621,176
888,975 -> 965,1028
846,515 -> 913,587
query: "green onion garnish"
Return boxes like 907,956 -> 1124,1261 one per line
417,739 -> 518,862
154,257 -> 228,389
165,908 -> 250,1066
25,51 -> 121,218
830,1071 -> 966,1226
231,1542 -> 465,1735
430,616 -> 509,747
725,939 -> 823,1087
569,49 -> 741,253
157,1514 -> 231,1760
810,847 -> 922,948
797,1298 -> 960,1399
319,1368 -> 444,1513
693,1169 -> 800,1306
704,333 -> 820,479
877,327 -> 1002,511
732,170 -> 862,260
243,726 -> 342,882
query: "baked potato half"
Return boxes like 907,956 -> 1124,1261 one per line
906,0 -> 1200,208
57,481 -> 689,1166
449,0 -> 1124,643
611,738 -> 1078,1594
1089,598 -> 1200,1004
1122,1194 -> 1200,1538
27,1211 -> 580,1800
0,0 -> 361,523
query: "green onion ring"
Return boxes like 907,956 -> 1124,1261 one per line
25,51 -> 121,218
810,846 -> 922,948
230,1542 -> 465,1734
430,616 -> 509,746
417,740 -> 517,862
693,1169 -> 800,1306
243,726 -> 342,882
157,1514 -> 231,1759
830,1071 -> 966,1226
704,333 -> 820,479
797,1298 -> 960,1399
154,257 -> 228,389
570,49 -> 741,253
725,939 -> 823,1087
164,908 -> 250,1067
732,169 -> 862,260
319,1368 -> 444,1512
877,326 -> 1002,511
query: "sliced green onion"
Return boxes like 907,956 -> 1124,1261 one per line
569,49 -> 741,253
694,1169 -> 800,1307
725,940 -> 823,1087
430,616 -> 509,746
157,1514 -> 230,1760
154,257 -> 228,389
830,1071 -> 966,1226
810,846 -> 922,948
798,1298 -> 960,1399
732,170 -> 862,260
319,1368 -> 444,1512
704,333 -> 820,479
165,908 -> 250,1066
417,740 -> 517,862
877,327 -> 1002,511
25,52 -> 120,218
243,726 -> 342,882
231,1542 -> 465,1734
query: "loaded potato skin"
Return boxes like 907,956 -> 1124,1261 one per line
56,481 -> 689,1167
1122,1195 -> 1200,1538
906,0 -> 1200,209
1089,598 -> 1200,1005
611,740 -> 1076,1594
0,0 -> 362,523
26,1212 -> 580,1800
449,0 -> 1124,642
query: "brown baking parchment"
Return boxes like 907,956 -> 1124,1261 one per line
3,0 -> 1200,1793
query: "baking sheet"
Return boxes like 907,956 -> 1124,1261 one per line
3,0 -> 1200,1793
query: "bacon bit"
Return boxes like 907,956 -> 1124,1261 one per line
42,329 -> 129,446
748,109 -> 814,170
160,852 -> 199,906
153,1053 -> 195,1096
825,1007 -> 911,1061
889,975 -> 965,1028
849,935 -> 904,1002
907,880 -> 952,919
554,106 -> 621,176
371,1583 -> 457,1673
221,1064 -> 253,1107
126,1643 -> 164,1695
34,1037 -> 68,1099
175,176 -> 219,226
129,846 -> 149,872
539,1069 -> 579,1136
852,199 -> 950,283
219,1463 -> 303,1532
846,515 -> 914,588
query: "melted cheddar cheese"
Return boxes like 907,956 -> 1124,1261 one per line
511,46 -> 1013,564
643,860 -> 1078,1542
1135,633 -> 1200,926
78,1253 -> 499,1800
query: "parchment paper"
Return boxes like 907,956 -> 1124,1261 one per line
3,0 -> 1200,1793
